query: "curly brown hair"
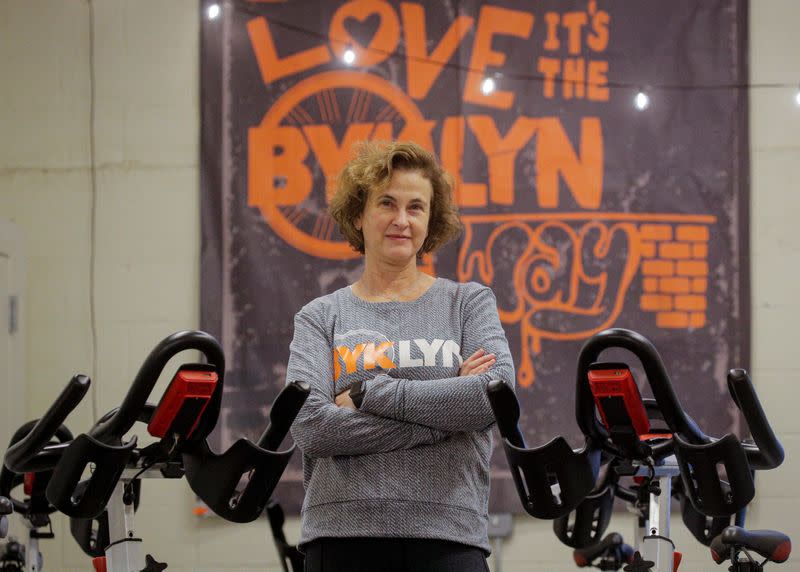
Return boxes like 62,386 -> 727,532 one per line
329,140 -> 462,255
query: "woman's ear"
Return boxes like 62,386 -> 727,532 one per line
354,217 -> 362,231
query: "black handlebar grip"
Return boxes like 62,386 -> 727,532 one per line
90,330 -> 225,444
727,369 -> 784,470
486,379 -> 526,448
4,375 -> 90,473
258,380 -> 311,451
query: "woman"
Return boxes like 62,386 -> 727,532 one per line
286,140 -> 515,572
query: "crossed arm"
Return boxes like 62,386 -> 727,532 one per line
287,287 -> 515,458
287,310 -> 448,459
338,288 -> 515,432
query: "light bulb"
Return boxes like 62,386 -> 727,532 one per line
207,4 -> 221,20
634,90 -> 650,110
481,77 -> 496,95
343,48 -> 356,65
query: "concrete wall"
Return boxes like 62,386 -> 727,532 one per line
0,1 -> 797,570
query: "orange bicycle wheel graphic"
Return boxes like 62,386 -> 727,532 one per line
249,71 -> 428,259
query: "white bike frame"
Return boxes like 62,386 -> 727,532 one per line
628,455 -> 682,572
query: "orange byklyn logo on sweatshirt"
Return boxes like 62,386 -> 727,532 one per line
332,338 -> 462,381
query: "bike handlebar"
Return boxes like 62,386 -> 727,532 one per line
4,331 -> 225,475
577,329 -> 783,473
4,375 -> 90,473
89,330 -> 225,444
576,328 -> 708,458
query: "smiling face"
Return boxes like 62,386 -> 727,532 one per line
356,169 -> 433,265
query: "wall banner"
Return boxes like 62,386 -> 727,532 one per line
201,0 -> 749,513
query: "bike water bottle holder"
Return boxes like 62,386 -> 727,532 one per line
503,436 -> 600,519
46,433 -> 137,519
673,432 -> 755,517
183,439 -> 295,523
553,480 -> 615,548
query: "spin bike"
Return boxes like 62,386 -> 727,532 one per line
487,328 -> 791,572
2,330 -> 309,572
0,423 -> 75,571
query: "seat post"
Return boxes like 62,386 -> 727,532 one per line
639,458 -> 680,571
105,480 -> 144,572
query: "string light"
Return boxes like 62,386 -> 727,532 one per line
342,47 -> 356,65
228,11 -> 800,99
634,89 -> 650,110
481,77 -> 496,95
207,4 -> 221,20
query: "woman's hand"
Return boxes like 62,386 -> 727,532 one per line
459,348 -> 496,376
335,389 -> 357,410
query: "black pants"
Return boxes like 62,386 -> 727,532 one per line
303,537 -> 491,572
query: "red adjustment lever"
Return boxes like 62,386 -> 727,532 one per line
673,551 -> 682,570
23,473 -> 35,496
92,556 -> 107,572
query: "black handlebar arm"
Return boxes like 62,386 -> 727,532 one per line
4,375 -> 90,473
258,380 -> 312,451
486,379 -> 526,447
727,369 -> 784,470
89,330 -> 225,444
487,379 -> 601,520
576,328 -> 708,457
183,380 -> 311,523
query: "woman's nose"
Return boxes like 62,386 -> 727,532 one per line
392,210 -> 409,227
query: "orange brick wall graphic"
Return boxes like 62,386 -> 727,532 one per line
639,223 -> 710,329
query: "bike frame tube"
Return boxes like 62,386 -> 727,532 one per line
23,522 -> 42,572
633,457 -> 681,572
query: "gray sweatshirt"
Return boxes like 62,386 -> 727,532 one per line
286,278 -> 515,553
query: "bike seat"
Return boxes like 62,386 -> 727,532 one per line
710,526 -> 791,564
574,532 -> 626,567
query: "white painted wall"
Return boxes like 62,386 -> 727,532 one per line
0,1 -> 797,570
